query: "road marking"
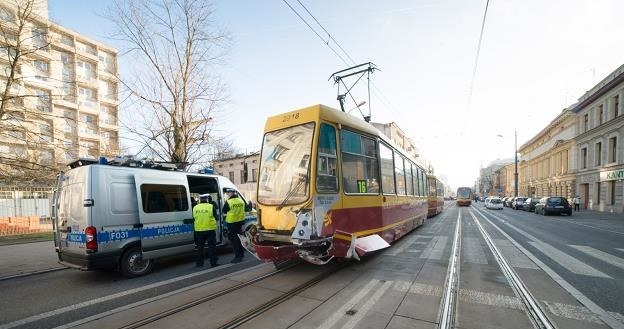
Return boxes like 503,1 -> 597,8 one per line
570,245 -> 624,271
318,279 -> 379,329
462,237 -> 488,264
459,289 -> 523,310
527,241 -> 610,278
492,239 -> 539,269
341,280 -> 393,329
474,207 -> 624,329
543,301 -> 603,324
409,282 -> 443,296
0,262 -> 242,329
616,248 -> 624,253
545,218 -> 624,236
420,236 -> 448,260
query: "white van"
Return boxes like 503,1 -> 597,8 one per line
51,159 -> 256,277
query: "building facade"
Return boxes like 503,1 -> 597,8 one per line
572,64 -> 624,212
517,109 -> 577,201
0,0 -> 119,182
213,152 -> 260,203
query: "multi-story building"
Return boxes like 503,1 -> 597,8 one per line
213,152 -> 260,203
370,122 -> 422,165
572,64 -> 624,212
0,0 -> 119,183
517,109 -> 577,200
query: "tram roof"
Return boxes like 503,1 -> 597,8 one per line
264,104 -> 424,169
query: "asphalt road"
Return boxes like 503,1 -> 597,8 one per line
1,203 -> 622,329
473,202 -> 624,316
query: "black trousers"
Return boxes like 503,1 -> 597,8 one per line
195,230 -> 217,266
574,204 -> 580,211
227,221 -> 244,258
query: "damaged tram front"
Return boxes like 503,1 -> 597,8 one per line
240,105 -> 429,266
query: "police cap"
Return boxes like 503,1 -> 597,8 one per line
199,194 -> 210,200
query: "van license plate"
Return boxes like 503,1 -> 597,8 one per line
555,206 -> 563,208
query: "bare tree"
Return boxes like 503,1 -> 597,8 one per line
107,0 -> 232,169
0,0 -> 65,185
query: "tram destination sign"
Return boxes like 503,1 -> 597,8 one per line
600,168 -> 624,181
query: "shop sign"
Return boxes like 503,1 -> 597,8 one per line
600,168 -> 624,181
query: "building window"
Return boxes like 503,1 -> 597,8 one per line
609,137 -> 617,163
581,147 -> 587,169
251,168 -> 257,182
595,142 -> 602,166
35,89 -> 51,112
239,170 -> 245,184
614,95 -> 620,119
583,114 -> 589,132
598,105 -> 604,125
228,171 -> 234,182
595,182 -> 601,205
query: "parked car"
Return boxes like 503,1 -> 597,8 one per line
522,197 -> 539,212
486,197 -> 503,210
504,197 -> 514,208
535,196 -> 572,216
512,197 -> 528,210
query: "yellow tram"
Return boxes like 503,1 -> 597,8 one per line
240,104 -> 430,265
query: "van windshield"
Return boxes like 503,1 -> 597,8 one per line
257,123 -> 315,205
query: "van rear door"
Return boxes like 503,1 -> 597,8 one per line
133,173 -> 194,259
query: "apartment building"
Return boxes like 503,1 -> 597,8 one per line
213,152 -> 261,203
517,109 -> 577,200
0,0 -> 119,183
572,64 -> 624,212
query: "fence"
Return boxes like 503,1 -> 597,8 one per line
0,187 -> 54,236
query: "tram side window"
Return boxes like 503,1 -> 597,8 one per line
394,153 -> 407,195
379,143 -> 396,194
421,171 -> 427,196
317,123 -> 338,193
140,184 -> 188,213
406,162 -> 414,196
341,130 -> 380,194
413,166 -> 420,196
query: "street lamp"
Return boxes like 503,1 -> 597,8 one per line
497,131 -> 519,197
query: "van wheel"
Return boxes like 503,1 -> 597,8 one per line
120,246 -> 153,278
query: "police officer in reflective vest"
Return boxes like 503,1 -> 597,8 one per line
222,188 -> 245,263
193,194 -> 219,267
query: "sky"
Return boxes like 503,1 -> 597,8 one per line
47,0 -> 624,189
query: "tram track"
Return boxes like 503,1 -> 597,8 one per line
0,267 -> 67,282
436,209 -> 461,329
470,206 -> 556,329
119,259 -> 344,329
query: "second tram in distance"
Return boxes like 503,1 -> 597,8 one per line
456,186 -> 473,206
240,104 -> 435,265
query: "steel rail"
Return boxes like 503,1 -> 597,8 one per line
119,260 -> 301,329
217,263 -> 345,329
470,208 -> 556,329
0,267 -> 67,282
437,209 -> 462,329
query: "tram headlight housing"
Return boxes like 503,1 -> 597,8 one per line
291,209 -> 314,240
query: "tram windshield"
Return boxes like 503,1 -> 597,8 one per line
257,122 -> 315,205
457,187 -> 472,199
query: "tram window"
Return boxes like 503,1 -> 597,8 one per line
341,130 -> 380,194
394,153 -> 407,195
317,123 -> 338,193
379,143 -> 396,194
406,162 -> 414,196
413,166 -> 420,196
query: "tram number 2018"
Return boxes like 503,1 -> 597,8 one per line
282,112 -> 300,122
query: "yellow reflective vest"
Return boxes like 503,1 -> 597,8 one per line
193,203 -> 217,231
225,197 -> 245,223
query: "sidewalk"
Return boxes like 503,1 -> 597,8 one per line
0,240 -> 65,280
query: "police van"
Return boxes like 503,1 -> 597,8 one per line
51,157 -> 256,277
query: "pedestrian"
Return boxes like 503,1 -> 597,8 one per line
193,194 -> 219,267
222,188 -> 245,263
573,195 -> 580,212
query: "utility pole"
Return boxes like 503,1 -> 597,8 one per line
514,130 -> 518,197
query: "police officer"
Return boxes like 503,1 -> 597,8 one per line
193,194 -> 219,267
222,188 -> 245,263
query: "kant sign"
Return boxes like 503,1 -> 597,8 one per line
600,168 -> 624,181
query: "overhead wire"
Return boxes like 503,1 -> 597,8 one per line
282,0 -> 401,118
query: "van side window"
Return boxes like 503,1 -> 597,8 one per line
140,184 -> 188,213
